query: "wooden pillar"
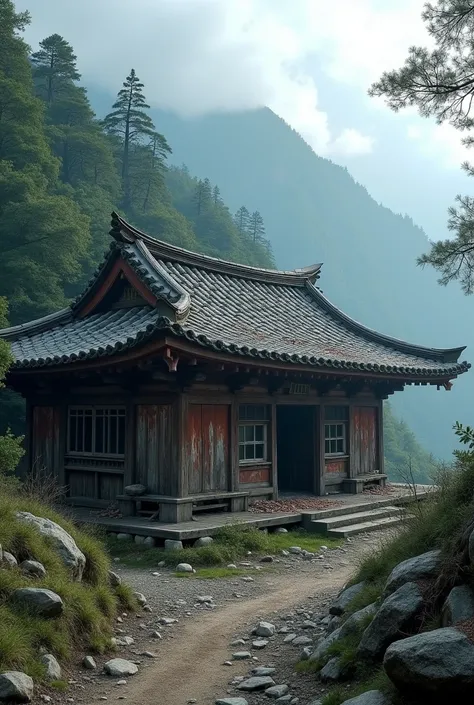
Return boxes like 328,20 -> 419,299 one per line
271,401 -> 278,499
56,402 -> 67,489
230,397 -> 239,492
317,405 -> 326,496
123,396 -> 135,488
377,399 -> 385,474
175,393 -> 186,497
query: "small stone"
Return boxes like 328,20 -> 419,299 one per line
0,672 -> 34,702
300,646 -> 313,660
143,537 -> 156,548
159,617 -> 178,625
194,536 -> 214,547
151,631 -> 162,639
83,656 -> 96,670
232,651 -> 252,660
134,535 -> 145,545
260,556 -> 274,563
116,533 -> 133,542
141,651 -> 156,658
289,547 -> 302,555
237,676 -> 276,691
227,564 -> 238,569
252,639 -> 268,649
41,654 -> 61,680
158,561 -> 166,567
292,636 -> 312,646
20,560 -> 46,578
265,685 -> 289,698
2,551 -> 18,567
108,571 -> 122,588
275,528 -> 288,534
143,604 -> 152,612
196,595 -> 213,604
241,577 -> 254,583
283,634 -> 297,643
255,621 -> 275,637
252,667 -> 276,676
40,696 -> 51,703
230,639 -> 246,647
302,621 -> 317,629
103,659 -> 139,677
165,539 -> 183,551
176,563 -> 193,573
134,592 -> 147,607
215,699 -> 249,705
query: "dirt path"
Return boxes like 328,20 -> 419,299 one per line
123,563 -> 356,705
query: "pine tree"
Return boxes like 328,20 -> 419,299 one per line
212,185 -> 223,206
193,178 -> 212,215
370,1 -> 474,294
31,34 -> 80,105
234,205 -> 250,236
249,210 -> 265,243
103,69 -> 156,209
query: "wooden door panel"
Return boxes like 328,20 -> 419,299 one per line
351,407 -> 377,475
202,405 -> 229,492
186,404 -> 203,494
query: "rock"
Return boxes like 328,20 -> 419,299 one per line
237,676 -> 276,691
320,656 -> 345,683
232,652 -> 251,660
103,659 -> 139,677
300,646 -> 313,660
215,699 -> 249,705
265,685 -> 289,698
159,617 -> 178,625
252,639 -> 268,649
40,654 -> 61,680
194,536 -> 214,547
255,621 -> 275,637
19,560 -> 46,578
289,547 -> 302,554
358,582 -> 424,661
327,615 -> 342,634
441,584 -> 474,626
302,620 -> 317,629
275,528 -> 288,533
292,636 -> 313,646
108,570 -> 122,588
116,533 -> 133,542
12,588 -> 63,618
15,511 -> 86,581
339,603 -> 378,639
176,563 -> 193,573
260,556 -> 274,563
241,576 -> 254,583
134,535 -> 145,545
252,667 -> 276,676
197,595 -> 213,603
330,582 -> 366,615
0,672 -> 34,703
383,550 -> 440,596
383,627 -> 474,697
151,631 -> 162,639
124,484 -> 147,496
2,551 -> 18,567
82,656 -> 96,670
227,564 -> 238,569
339,692 -> 389,705
134,592 -> 147,606
276,698 -> 292,704
165,539 -> 183,551
230,639 -> 246,647
143,537 -> 156,548
283,634 -> 297,643
309,627 -> 342,662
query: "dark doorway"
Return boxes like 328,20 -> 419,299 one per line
276,406 -> 317,493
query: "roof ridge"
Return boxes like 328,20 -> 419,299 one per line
0,308 -> 72,341
110,212 -> 322,285
305,282 -> 466,364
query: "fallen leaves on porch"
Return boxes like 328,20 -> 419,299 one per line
363,484 -> 396,496
248,497 -> 344,513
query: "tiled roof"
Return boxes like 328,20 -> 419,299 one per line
0,213 -> 469,380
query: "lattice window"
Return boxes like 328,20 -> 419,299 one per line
238,405 -> 270,464
68,407 -> 126,456
324,406 -> 348,456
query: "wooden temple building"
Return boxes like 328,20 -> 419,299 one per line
0,213 -> 469,522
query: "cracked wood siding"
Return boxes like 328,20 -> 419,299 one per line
185,404 -> 230,494
351,406 -> 378,475
136,404 -> 175,495
32,406 -> 60,476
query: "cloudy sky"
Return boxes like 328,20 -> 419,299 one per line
16,0 -> 472,240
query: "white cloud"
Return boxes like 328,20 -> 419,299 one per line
332,129 -> 375,157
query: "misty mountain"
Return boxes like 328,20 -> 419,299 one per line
88,89 -> 473,458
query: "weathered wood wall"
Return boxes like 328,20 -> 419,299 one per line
350,406 -> 378,475
31,405 -> 61,476
135,404 -> 176,495
183,403 -> 230,495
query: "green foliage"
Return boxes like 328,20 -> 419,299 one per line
108,526 -> 341,569
32,34 -> 80,106
0,487 -> 130,679
370,1 -> 474,294
383,402 -> 437,483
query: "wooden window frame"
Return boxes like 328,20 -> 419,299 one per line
324,405 -> 349,458
67,405 -> 126,458
238,404 -> 270,466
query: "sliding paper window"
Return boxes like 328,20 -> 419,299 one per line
68,407 -> 126,456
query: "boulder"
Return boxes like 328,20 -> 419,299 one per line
176,563 -> 193,573
330,582 -> 366,615
441,584 -> 474,626
103,659 -> 139,677
309,627 -> 342,663
16,512 -> 86,581
255,621 -> 276,637
358,582 -> 424,661
12,588 -> 64,618
124,484 -> 147,496
134,535 -> 145,545
0,672 -> 34,703
20,560 -> 46,578
108,570 -> 122,588
340,691 -> 389,705
165,539 -> 183,551
384,627 -> 474,698
327,616 -> 342,634
383,550 -> 440,596
116,533 -> 133,542
319,656 -> 345,682
2,551 -> 18,567
194,536 -> 214,547
237,676 -> 276,691
339,603 -> 378,640
143,536 -> 155,548
40,654 -> 61,680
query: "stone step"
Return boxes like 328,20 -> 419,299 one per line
326,514 -> 406,538
308,505 -> 404,532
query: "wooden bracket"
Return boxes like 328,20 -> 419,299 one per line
163,347 -> 179,372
